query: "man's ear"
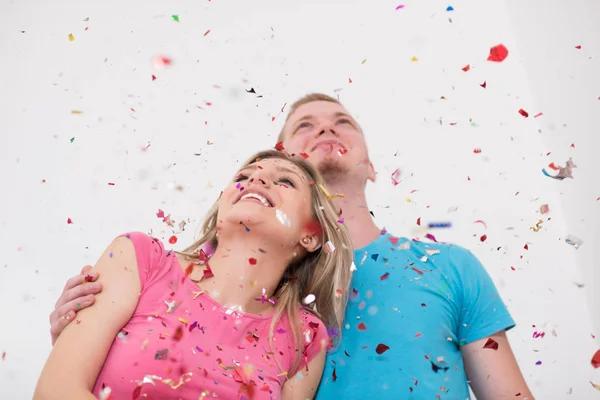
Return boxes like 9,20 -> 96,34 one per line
299,234 -> 321,253
368,161 -> 376,182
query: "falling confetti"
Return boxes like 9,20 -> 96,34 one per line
153,56 -> 172,69
542,158 -> 577,180
591,381 -> 600,391
530,220 -> 543,232
480,81 -> 487,88
487,44 -> 509,62
540,204 -> 550,214
591,350 -> 600,368
169,235 -> 177,244
391,169 -> 401,186
446,6 -> 454,11
68,33 -> 75,42
375,344 -> 390,354
518,109 -> 529,118
171,14 -> 179,22
462,64 -> 470,72
565,234 -> 583,249
483,338 -> 499,350
396,4 -> 405,10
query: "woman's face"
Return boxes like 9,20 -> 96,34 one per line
216,157 -> 318,250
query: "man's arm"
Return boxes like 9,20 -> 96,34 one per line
462,330 -> 534,400
281,349 -> 326,400
34,237 -> 140,399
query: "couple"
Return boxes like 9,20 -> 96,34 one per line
36,93 -> 534,399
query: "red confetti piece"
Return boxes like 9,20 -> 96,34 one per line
524,244 -> 529,250
173,326 -> 184,341
483,337 -> 499,350
274,141 -> 285,151
67,218 -> 73,224
473,148 -> 482,153
332,368 -> 337,381
415,332 -> 422,338
153,56 -> 172,69
480,234 -> 487,242
348,77 -> 352,83
151,74 -> 156,81
375,344 -> 390,354
84,274 -> 94,282
416,217 -> 421,226
391,169 -> 401,186
108,182 -> 115,186
575,45 -> 581,49
591,350 -> 600,368
540,204 -> 550,214
462,64 -> 471,72
480,81 -> 487,88
518,109 -> 529,118
380,272 -> 390,281
534,112 -> 543,118
411,267 -> 424,275
299,152 -> 309,159
357,322 -> 367,330
132,385 -> 142,399
204,30 -> 211,36
248,258 -> 257,265
487,44 -> 509,62
169,235 -> 177,244
388,237 -> 399,245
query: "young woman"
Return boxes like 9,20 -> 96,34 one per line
34,149 -> 353,400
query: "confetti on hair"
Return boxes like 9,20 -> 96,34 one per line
376,344 -> 390,354
324,241 -> 336,253
274,141 -> 285,151
303,294 -> 316,305
318,183 -> 345,200
487,44 -> 509,62
483,338 -> 499,350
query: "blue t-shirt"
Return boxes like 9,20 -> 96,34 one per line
316,233 -> 515,399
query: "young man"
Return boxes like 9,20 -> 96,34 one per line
49,93 -> 534,399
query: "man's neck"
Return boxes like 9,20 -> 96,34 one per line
325,179 -> 382,250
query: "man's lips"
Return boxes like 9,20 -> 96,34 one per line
311,140 -> 346,152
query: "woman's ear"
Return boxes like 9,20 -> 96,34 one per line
299,234 -> 321,253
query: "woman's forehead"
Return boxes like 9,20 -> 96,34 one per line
244,157 -> 307,176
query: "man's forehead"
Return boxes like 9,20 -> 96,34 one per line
289,101 -> 352,122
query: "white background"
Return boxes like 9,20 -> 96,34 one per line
1,0 -> 599,398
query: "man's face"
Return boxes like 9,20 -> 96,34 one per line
281,101 -> 375,184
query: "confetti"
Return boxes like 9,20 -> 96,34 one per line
153,56 -> 172,69
84,274 -> 94,282
487,44 -> 509,62
480,234 -> 487,242
542,158 -> 577,180
428,222 -> 451,229
483,338 -> 499,350
530,220 -> 543,232
324,241 -> 336,253
396,4 -> 405,10
391,169 -> 401,185
446,6 -> 454,11
169,235 -> 177,244
275,209 -> 291,227
68,33 -> 75,42
591,381 -> 600,391
71,110 -> 83,115
357,322 -> 367,330
462,64 -> 470,72
565,234 -> 583,249
204,29 -> 211,36
540,204 -> 550,214
171,15 -> 179,22
518,109 -> 529,118
480,81 -> 487,88
591,350 -> 600,368
575,45 -> 582,49
248,257 -> 257,265
380,272 -> 390,281
67,218 -> 73,224
303,294 -> 316,305
375,344 -> 390,354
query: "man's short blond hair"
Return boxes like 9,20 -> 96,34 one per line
276,93 -> 342,143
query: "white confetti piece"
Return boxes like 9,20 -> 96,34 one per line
275,209 -> 291,227
303,294 -> 316,305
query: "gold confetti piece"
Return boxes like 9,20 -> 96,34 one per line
277,371 -> 288,377
530,220 -> 543,232
411,56 -> 418,62
141,339 -> 148,349
590,381 -> 600,391
68,33 -> 75,42
361,59 -> 367,64
178,317 -> 188,324
71,110 -> 83,114
318,184 -> 345,200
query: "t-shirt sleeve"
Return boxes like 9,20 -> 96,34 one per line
296,309 -> 329,373
117,232 -> 167,293
448,244 -> 516,346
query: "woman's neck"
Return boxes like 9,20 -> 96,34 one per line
191,233 -> 296,315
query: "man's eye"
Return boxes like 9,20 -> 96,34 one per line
298,122 -> 311,129
338,118 -> 351,124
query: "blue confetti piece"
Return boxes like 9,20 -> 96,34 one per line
428,222 -> 452,229
447,6 -> 454,11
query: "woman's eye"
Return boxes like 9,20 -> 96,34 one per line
279,177 -> 296,188
234,174 -> 248,182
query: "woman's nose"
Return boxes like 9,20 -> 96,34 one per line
248,171 -> 270,187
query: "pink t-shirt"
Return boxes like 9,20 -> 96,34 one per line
92,232 -> 329,400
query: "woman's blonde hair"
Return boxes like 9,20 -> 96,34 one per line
175,149 -> 353,376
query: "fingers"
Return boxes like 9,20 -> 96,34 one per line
50,294 -> 97,345
56,269 -> 101,308
80,264 -> 93,275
